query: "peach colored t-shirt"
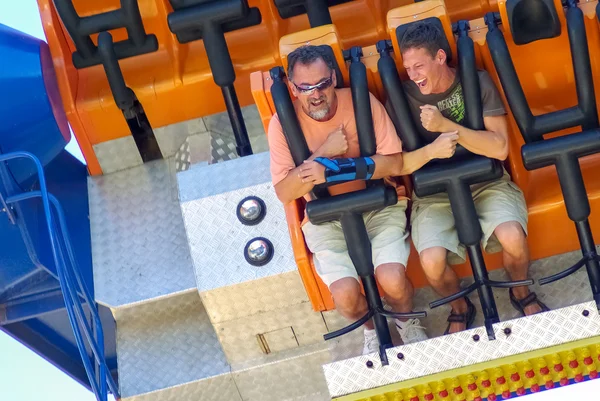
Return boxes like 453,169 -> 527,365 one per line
268,88 -> 405,203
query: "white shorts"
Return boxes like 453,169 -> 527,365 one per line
411,170 -> 528,265
301,200 -> 411,287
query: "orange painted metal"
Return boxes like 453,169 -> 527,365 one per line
471,0 -> 600,264
40,0 -> 600,312
38,0 -> 502,175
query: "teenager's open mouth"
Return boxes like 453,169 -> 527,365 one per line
415,78 -> 427,88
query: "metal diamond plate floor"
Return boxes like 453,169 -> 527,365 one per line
324,301 -> 600,398
204,105 -> 269,164
321,246 -> 598,363
89,158 -> 196,308
116,291 -> 230,398
178,153 -> 297,293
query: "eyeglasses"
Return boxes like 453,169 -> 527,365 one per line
291,74 -> 334,95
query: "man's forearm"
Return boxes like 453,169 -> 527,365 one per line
446,120 -> 508,160
274,166 -> 314,204
274,146 -> 331,204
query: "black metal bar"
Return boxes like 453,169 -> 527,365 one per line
222,86 -> 253,157
456,20 -> 484,131
98,31 -> 162,162
79,10 -> 123,36
167,1 -> 254,157
539,256 -> 588,285
306,0 -> 332,27
576,220 -> 600,308
53,0 -> 96,59
98,32 -> 135,111
485,278 -> 534,288
376,308 -> 427,319
566,4 -> 599,131
468,245 -> 499,339
376,40 -> 423,152
429,282 -> 478,309
323,310 -> 374,340
54,0 -> 158,69
362,275 -> 393,350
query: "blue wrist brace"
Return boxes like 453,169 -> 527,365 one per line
313,157 -> 375,183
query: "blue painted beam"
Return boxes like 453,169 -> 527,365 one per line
1,288 -> 67,325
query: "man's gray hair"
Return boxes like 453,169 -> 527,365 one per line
287,45 -> 335,82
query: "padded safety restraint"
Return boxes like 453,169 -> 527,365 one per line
506,0 -> 561,45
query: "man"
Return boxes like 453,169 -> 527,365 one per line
267,45 -> 428,354
396,21 -> 549,334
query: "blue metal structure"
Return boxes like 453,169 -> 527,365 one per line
0,23 -> 118,401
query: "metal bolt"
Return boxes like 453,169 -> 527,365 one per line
473,334 -> 480,342
366,360 -> 374,368
397,352 -> 404,360
583,310 -> 590,317
504,327 -> 512,336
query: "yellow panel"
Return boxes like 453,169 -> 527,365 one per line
334,337 -> 600,401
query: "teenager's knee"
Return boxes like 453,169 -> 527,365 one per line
495,221 -> 527,258
419,247 -> 448,283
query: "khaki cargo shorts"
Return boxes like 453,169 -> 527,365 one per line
301,200 -> 411,288
410,170 -> 528,265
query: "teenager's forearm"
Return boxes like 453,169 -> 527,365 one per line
370,153 -> 405,178
446,120 -> 508,160
396,147 -> 432,175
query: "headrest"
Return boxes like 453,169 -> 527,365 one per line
506,0 -> 561,45
396,17 -> 453,63
386,0 -> 456,67
279,25 -> 349,87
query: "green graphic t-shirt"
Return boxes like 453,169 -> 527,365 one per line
402,69 -> 506,144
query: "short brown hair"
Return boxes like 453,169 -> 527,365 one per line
399,21 -> 446,58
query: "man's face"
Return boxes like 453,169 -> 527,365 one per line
402,47 -> 447,95
289,58 -> 337,121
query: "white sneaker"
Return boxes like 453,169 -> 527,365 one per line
396,318 -> 428,344
362,328 -> 379,355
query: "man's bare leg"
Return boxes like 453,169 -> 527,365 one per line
420,247 -> 469,333
329,277 -> 374,330
494,221 -> 541,315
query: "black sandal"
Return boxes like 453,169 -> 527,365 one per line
444,297 -> 477,335
509,288 -> 550,317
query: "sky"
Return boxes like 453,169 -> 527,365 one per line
1,1 -> 600,401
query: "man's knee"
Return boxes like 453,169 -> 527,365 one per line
375,263 -> 408,295
495,221 -> 527,256
419,247 -> 447,282
329,278 -> 364,311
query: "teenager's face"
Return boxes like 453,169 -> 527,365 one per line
402,47 -> 447,95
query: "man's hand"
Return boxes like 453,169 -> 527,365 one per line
298,160 -> 326,185
315,124 -> 348,158
426,131 -> 459,160
420,105 -> 451,132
